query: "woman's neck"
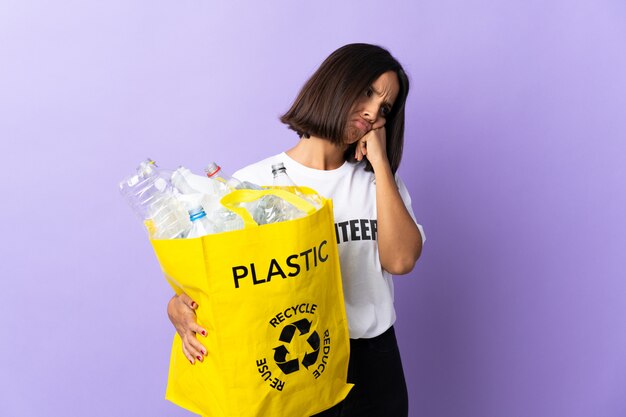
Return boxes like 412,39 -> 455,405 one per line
285,136 -> 347,171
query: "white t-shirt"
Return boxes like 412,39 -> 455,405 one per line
233,152 -> 425,339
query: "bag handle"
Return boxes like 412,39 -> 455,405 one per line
220,187 -> 320,228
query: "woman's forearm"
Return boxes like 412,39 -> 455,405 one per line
374,162 -> 422,275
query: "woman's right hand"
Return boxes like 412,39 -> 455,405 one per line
167,293 -> 207,364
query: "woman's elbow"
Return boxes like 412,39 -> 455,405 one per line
380,235 -> 423,275
384,250 -> 421,275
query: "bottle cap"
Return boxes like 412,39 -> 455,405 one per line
271,163 -> 286,176
138,159 -> 158,177
188,206 -> 207,221
204,162 -> 221,178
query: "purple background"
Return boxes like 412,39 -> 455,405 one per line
1,1 -> 625,416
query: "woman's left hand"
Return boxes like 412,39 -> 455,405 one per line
354,125 -> 423,274
354,127 -> 389,171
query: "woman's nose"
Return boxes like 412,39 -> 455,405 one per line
360,106 -> 377,124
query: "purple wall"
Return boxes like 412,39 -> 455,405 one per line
1,1 -> 625,416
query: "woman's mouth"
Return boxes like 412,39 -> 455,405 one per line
353,119 -> 370,134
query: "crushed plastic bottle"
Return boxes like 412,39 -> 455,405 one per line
119,159 -> 190,239
172,166 -> 216,195
171,166 -> 207,213
121,160 -> 318,237
174,164 -> 245,233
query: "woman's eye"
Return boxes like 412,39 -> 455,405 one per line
380,106 -> 391,117
365,87 -> 373,97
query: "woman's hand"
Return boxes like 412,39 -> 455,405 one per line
354,127 -> 389,171
167,293 -> 207,364
355,127 -> 422,274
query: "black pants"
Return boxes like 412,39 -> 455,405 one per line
312,326 -> 409,417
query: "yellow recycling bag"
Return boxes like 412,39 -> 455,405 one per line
150,187 -> 353,417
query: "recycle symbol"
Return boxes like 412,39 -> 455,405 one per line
273,318 -> 320,375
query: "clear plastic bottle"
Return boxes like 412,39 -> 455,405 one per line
174,166 -> 217,195
205,162 -> 262,192
211,207 -> 244,233
205,162 -> 238,195
119,159 -> 190,239
252,163 -> 308,225
203,162 -> 256,232
186,206 -> 217,238
171,167 -> 200,195
171,167 -> 206,211
173,165 -> 244,234
270,163 -> 295,187
271,163 -> 322,209
120,159 -> 164,219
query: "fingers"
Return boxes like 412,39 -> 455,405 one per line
191,322 -> 207,338
178,316 -> 208,365
178,293 -> 198,310
182,341 -> 195,364
189,335 -> 208,361
357,128 -> 387,167
354,139 -> 367,161
171,294 -> 204,365
181,329 -> 208,364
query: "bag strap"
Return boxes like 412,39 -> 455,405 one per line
220,187 -> 320,228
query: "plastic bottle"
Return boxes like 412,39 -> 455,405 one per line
173,165 -> 244,234
186,206 -> 217,238
205,162 -> 262,192
203,162 -> 258,232
119,159 -> 162,219
171,167 -> 206,211
171,167 -> 200,195
119,159 -> 190,239
270,163 -> 296,187
271,163 -> 322,209
205,162 -> 238,195
252,164 -> 308,225
174,166 -> 217,195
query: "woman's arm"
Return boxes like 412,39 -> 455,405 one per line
167,294 -> 208,364
355,128 -> 423,275
372,162 -> 422,274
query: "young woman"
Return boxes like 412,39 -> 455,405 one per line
167,43 -> 425,416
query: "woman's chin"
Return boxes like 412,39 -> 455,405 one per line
343,128 -> 364,145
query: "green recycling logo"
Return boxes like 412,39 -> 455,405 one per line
273,318 -> 320,374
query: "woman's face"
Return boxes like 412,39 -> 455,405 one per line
343,70 -> 400,144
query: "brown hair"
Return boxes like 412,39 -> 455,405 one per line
280,43 -> 410,174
